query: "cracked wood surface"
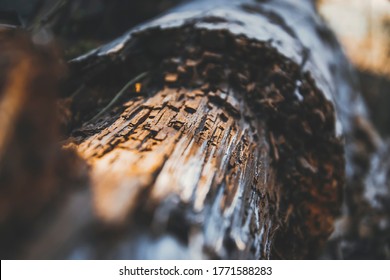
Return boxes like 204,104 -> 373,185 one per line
72,84 -> 278,259
4,0 -> 386,260
60,0 -> 346,258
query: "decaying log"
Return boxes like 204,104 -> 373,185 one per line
61,0 -> 349,260
1,0 -> 387,260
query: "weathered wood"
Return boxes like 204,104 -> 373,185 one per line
56,0 -> 348,259
2,0 -> 387,260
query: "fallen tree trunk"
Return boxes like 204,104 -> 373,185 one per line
1,0 -> 384,260
62,0 -> 349,259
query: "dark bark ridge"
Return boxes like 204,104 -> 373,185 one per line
64,1 -> 346,259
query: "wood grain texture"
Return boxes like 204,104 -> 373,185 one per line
4,0 -> 385,260
62,0 -> 347,257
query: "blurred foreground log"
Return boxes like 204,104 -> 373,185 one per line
0,28 -> 88,258
0,0 -> 388,259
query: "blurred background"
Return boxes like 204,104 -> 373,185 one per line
318,0 -> 390,136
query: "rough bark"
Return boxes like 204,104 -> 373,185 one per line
60,0 -> 346,259
1,0 -> 387,260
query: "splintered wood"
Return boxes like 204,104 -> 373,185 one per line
75,85 -> 278,259
1,0 -> 365,260
64,20 -> 346,259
